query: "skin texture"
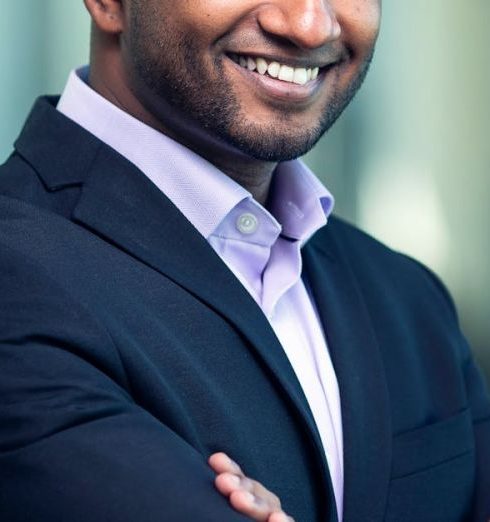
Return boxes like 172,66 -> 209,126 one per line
84,0 -> 381,203
83,1 -> 381,517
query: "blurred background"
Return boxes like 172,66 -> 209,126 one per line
0,1 -> 488,382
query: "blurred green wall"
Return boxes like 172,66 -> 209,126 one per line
1,1 -> 489,381
306,0 -> 490,381
0,1 -> 89,158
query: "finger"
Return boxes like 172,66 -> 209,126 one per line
214,472 -> 244,496
215,470 -> 282,511
251,481 -> 281,510
210,454 -> 284,519
208,452 -> 244,476
269,511 -> 295,522
229,489 -> 275,522
215,473 -> 276,503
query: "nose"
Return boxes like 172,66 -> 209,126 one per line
257,0 -> 341,50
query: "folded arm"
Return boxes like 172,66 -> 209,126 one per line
0,244 -> 253,521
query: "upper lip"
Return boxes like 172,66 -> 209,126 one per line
227,51 -> 341,70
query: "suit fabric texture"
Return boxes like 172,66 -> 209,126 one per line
0,97 -> 489,522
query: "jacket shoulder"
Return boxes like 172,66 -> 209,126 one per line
313,215 -> 459,322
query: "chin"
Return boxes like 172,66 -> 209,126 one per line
220,120 -> 326,162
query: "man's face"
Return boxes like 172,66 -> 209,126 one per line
123,0 -> 381,161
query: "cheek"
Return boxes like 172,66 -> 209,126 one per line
179,0 -> 251,35
334,0 -> 381,52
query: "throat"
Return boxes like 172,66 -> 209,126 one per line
213,159 -> 276,206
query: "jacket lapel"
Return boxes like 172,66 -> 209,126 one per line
74,147 -> 338,520
303,229 -> 392,522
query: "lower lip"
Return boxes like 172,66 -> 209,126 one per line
226,58 -> 326,104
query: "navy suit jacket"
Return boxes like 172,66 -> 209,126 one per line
0,97 -> 489,522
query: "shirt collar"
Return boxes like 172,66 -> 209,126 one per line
57,66 -> 334,245
270,160 -> 334,244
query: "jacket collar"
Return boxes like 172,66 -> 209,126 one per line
15,96 -> 101,189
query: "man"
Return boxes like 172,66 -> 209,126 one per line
0,0 -> 488,521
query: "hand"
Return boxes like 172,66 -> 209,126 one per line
208,452 -> 295,522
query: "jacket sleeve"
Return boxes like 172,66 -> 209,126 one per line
0,243 -> 250,522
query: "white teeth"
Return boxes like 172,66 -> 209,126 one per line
256,58 -> 268,75
247,57 -> 256,71
278,65 -> 294,83
267,61 -> 280,78
233,54 -> 321,85
293,68 -> 308,85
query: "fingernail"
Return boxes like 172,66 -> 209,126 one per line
227,474 -> 240,487
242,491 -> 255,504
227,457 -> 241,472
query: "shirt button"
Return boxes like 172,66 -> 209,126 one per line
236,213 -> 259,235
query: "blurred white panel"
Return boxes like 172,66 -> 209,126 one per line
358,162 -> 450,272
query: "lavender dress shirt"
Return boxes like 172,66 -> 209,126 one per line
57,67 -> 344,519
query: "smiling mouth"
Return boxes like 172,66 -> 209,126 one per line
228,53 -> 325,86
